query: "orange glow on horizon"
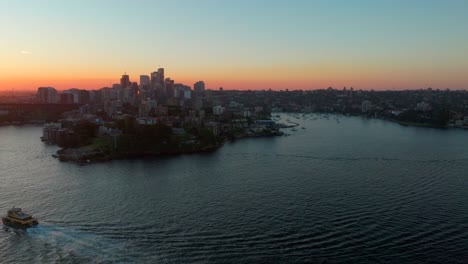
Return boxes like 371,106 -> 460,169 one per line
1,63 -> 467,91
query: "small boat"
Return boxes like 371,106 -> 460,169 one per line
301,127 -> 306,129
2,207 -> 38,228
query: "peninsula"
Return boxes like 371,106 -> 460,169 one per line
34,68 -> 285,163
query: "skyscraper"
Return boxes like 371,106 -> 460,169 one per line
120,74 -> 130,89
157,68 -> 165,84
140,75 -> 150,86
165,78 -> 175,99
151,71 -> 161,87
150,71 -> 159,80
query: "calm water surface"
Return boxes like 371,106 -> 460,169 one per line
1,114 -> 468,263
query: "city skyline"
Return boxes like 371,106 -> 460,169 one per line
1,0 -> 468,91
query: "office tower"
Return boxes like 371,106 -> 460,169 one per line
151,71 -> 160,87
140,75 -> 150,86
165,78 -> 175,98
158,68 -> 165,84
120,74 -> 130,89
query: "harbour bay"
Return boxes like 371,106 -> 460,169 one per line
1,114 -> 468,263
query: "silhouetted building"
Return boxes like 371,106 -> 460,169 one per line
150,71 -> 161,98
131,82 -> 139,97
140,75 -> 150,86
165,78 -> 175,98
62,88 -> 90,104
120,74 -> 130,89
174,83 -> 191,98
156,85 -> 166,102
150,71 -> 160,84
158,68 -> 165,84
37,87 -> 59,103
194,81 -> 205,94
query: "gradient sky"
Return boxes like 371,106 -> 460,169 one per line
1,0 -> 468,90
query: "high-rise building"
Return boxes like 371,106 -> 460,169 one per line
157,68 -> 165,84
151,71 -> 160,88
165,78 -> 175,98
156,84 -> 166,101
150,71 -> 159,81
194,81 -> 205,94
131,82 -> 139,95
120,74 -> 130,89
140,75 -> 150,86
37,87 -> 59,103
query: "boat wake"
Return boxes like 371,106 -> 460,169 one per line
25,224 -> 130,263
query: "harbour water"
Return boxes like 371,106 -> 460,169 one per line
1,114 -> 468,263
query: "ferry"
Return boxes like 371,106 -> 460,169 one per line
2,207 -> 38,228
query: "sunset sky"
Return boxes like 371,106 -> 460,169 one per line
1,0 -> 468,91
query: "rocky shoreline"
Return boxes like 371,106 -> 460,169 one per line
55,143 -> 222,164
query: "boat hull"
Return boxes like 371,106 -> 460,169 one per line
2,217 -> 38,229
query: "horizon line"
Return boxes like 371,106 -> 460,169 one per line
2,87 -> 467,93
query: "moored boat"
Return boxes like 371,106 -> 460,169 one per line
2,207 -> 38,228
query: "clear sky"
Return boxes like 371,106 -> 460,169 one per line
1,0 -> 467,90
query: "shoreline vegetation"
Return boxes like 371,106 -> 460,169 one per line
55,141 -> 223,164
54,132 -> 284,164
48,117 -> 285,164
